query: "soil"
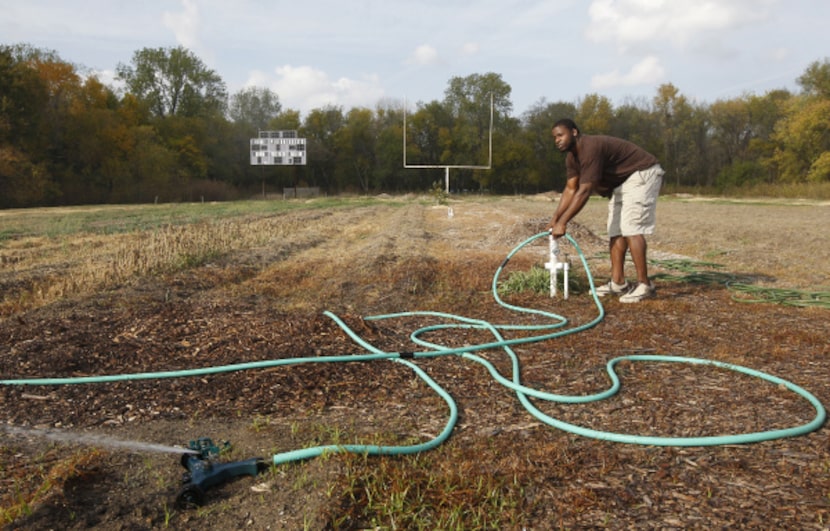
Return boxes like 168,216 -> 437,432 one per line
1,196 -> 828,530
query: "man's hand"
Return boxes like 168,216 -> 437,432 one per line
549,221 -> 567,238
545,215 -> 567,238
548,179 -> 593,238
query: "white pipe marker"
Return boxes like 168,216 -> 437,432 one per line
544,234 -> 569,299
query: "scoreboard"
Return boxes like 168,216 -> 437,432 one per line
250,130 -> 306,165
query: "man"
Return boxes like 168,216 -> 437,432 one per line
547,118 -> 664,303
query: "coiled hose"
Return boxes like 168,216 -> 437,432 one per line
1,233 -> 824,463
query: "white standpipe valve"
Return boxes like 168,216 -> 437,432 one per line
544,234 -> 569,299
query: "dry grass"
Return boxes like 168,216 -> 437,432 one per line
0,447 -> 103,523
3,194 -> 826,319
0,209 -> 329,317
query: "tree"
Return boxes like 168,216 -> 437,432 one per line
610,97 -> 662,157
0,45 -> 49,149
269,109 -> 301,130
0,44 -> 89,205
24,47 -> 82,171
61,76 -> 128,202
303,105 -> 344,190
0,45 -> 55,207
228,86 -> 282,130
575,93 -> 613,134
444,72 -> 512,118
443,73 -> 512,191
709,97 -> 752,167
652,83 -> 709,187
116,47 -> 235,197
707,91 -> 799,188
491,115 -> 534,194
4,42 -> 829,204
334,108 -> 376,192
116,46 -> 227,118
797,58 -> 830,99
403,100 -> 453,189
372,102 -> 407,192
521,98 -> 576,191
763,61 -> 830,183
768,98 -> 830,182
744,89 -> 792,183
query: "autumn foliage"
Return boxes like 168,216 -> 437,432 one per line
1,43 -> 829,208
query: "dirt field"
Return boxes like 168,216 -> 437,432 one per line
1,195 -> 828,529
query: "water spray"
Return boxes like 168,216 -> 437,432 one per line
1,425 -> 197,456
1,425 -> 267,508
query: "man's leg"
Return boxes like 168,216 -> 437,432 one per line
626,234 -> 649,285
609,235 -> 628,285
618,164 -> 663,289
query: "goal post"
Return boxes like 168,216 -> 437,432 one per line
403,94 -> 494,194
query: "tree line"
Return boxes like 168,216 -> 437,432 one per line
1,43 -> 828,208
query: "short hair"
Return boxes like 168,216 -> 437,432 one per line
553,118 -> 580,134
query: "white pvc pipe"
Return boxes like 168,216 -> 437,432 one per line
544,235 -> 569,299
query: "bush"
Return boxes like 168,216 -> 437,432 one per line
715,160 -> 765,189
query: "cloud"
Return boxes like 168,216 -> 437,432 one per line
767,47 -> 790,62
461,42 -> 480,56
586,0 -> 775,52
163,0 -> 212,61
591,55 -> 666,89
89,68 -> 124,90
407,44 -> 440,66
247,65 -> 385,114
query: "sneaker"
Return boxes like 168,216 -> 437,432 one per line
619,282 -> 656,303
594,280 -> 630,297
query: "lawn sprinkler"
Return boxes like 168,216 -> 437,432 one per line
176,437 -> 267,508
544,234 -> 569,299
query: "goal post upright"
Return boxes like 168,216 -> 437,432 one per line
403,93 -> 494,194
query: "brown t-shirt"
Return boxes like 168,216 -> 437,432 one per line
566,135 -> 659,195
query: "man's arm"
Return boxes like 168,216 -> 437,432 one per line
547,176 -> 594,237
549,178 -> 575,223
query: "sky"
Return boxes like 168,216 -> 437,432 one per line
2,0 -> 828,118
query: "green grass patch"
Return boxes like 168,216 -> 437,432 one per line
0,196 -> 390,242
498,264 -> 588,296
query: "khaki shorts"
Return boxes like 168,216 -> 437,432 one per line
607,164 -> 664,238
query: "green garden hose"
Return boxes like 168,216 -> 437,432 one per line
650,258 -> 830,309
727,282 -> 830,308
0,233 -> 825,463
